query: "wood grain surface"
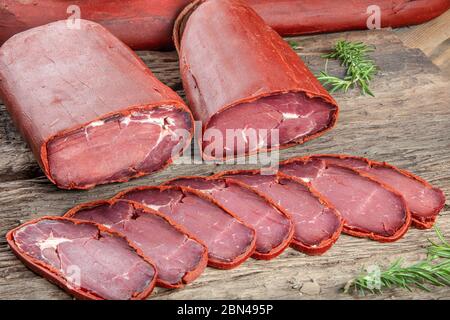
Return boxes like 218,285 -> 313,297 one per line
0,28 -> 448,300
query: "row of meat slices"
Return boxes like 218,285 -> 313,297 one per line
7,154 -> 445,299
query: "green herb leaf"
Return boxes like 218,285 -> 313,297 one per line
428,226 -> 450,260
288,40 -> 300,50
318,40 -> 378,96
344,227 -> 450,295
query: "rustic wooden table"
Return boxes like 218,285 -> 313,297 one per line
0,22 -> 448,300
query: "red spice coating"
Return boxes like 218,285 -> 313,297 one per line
0,0 -> 191,50
247,0 -> 450,36
1,1 -> 448,50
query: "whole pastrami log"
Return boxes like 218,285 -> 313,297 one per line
0,20 -> 193,189
247,0 -> 450,36
6,217 -> 157,300
174,0 -> 339,159
165,176 -> 294,259
280,158 -> 411,242
0,0 -> 191,50
214,170 -> 343,255
1,1 -> 448,50
64,199 -> 208,288
115,185 -> 256,269
311,155 -> 446,229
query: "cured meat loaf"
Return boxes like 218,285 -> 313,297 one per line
247,0 -> 450,36
114,185 -> 256,269
165,176 -> 294,259
215,171 -> 343,255
174,0 -> 338,159
64,199 -> 208,288
1,1 -> 448,50
0,0 -> 191,50
6,217 -> 157,300
0,20 -> 193,189
311,155 -> 446,229
280,158 -> 411,242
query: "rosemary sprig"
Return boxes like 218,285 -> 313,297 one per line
288,40 -> 300,50
318,40 -> 378,96
344,227 -> 450,295
428,226 -> 450,259
316,72 -> 353,93
344,259 -> 450,295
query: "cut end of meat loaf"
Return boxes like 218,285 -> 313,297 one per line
44,105 -> 192,190
202,92 -> 338,159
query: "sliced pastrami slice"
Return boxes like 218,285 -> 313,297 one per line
6,217 -> 156,300
165,177 -> 294,259
115,186 -> 256,269
215,171 -> 343,255
313,155 -> 446,229
203,92 -> 337,158
47,106 -> 192,189
64,200 -> 208,288
280,158 -> 411,241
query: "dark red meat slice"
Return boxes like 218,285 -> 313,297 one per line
115,186 -> 256,269
0,20 -> 193,189
6,217 -> 156,300
165,177 -> 294,259
64,200 -> 208,288
215,171 -> 343,255
203,93 -> 337,158
312,155 -> 446,229
174,0 -> 339,160
280,158 -> 411,241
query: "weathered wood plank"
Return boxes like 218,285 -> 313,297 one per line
0,29 -> 448,300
